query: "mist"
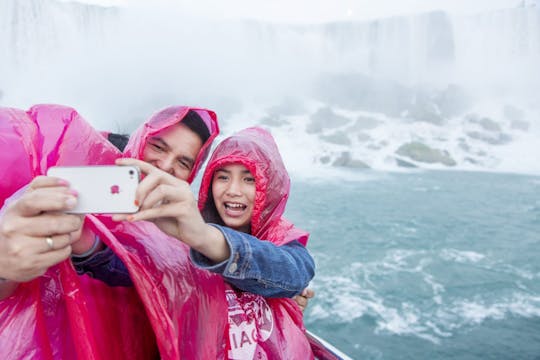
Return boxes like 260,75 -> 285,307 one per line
1,0 -> 539,174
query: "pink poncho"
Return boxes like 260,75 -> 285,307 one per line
0,105 -> 312,359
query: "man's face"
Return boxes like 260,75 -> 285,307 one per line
142,123 -> 203,181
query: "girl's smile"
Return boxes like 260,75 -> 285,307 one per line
212,164 -> 255,233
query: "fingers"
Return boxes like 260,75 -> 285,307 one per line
116,158 -> 192,213
120,202 -> 181,222
7,246 -> 72,282
114,181 -> 194,223
293,288 -> 314,312
6,212 -> 83,238
0,176 -> 81,283
37,245 -> 73,270
0,234 -> 73,282
302,288 -> 315,299
13,184 -> 77,217
116,158 -> 151,174
295,295 -> 308,308
294,295 -> 308,310
3,233 -> 76,257
37,234 -> 74,254
28,175 -> 69,191
117,185 -> 187,221
140,182 -> 191,210
117,157 -> 184,202
136,173 -> 177,207
68,215 -> 86,243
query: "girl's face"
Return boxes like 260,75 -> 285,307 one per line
211,164 -> 255,233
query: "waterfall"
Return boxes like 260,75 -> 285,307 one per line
1,0 -> 539,174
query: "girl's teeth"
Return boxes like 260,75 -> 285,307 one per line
226,203 -> 245,209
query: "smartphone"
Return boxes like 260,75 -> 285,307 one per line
47,165 -> 140,214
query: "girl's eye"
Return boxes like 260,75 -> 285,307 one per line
244,177 -> 255,184
151,143 -> 163,152
215,174 -> 228,181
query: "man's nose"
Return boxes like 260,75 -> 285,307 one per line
157,155 -> 175,175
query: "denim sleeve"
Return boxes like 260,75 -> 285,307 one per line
190,224 -> 315,298
72,247 -> 133,287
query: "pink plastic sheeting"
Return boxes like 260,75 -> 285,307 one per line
1,105 -> 311,359
0,104 -> 157,360
198,127 -> 314,359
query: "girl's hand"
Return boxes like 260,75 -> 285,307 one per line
112,158 -> 230,262
112,158 -> 203,241
293,288 -> 315,312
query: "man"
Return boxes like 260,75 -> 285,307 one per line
69,108 -> 215,274
0,105 -> 219,359
0,106 -> 218,298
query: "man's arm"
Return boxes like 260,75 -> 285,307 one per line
72,245 -> 133,287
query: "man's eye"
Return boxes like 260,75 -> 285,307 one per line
178,160 -> 191,170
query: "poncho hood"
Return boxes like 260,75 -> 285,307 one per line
199,127 -> 308,246
124,106 -> 219,183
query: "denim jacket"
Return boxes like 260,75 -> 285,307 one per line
73,224 -> 315,298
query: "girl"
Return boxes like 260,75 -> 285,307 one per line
117,127 -> 315,358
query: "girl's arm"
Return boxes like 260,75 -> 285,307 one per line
191,225 -> 315,298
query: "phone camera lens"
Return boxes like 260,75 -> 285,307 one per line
129,169 -> 134,175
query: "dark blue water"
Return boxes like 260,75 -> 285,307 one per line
287,171 -> 540,359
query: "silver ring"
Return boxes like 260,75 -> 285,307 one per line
45,236 -> 54,251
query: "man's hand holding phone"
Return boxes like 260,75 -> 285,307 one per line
0,176 -> 83,284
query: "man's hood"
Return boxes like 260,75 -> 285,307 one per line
124,106 -> 219,184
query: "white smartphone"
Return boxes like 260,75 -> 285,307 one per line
47,165 -> 140,214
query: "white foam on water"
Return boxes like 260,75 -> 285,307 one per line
497,264 -> 536,280
311,270 -> 540,343
310,273 -> 445,343
311,242 -> 540,345
423,273 -> 445,305
308,275 -> 372,322
310,251 -> 457,343
373,303 -> 442,344
438,249 -> 538,281
441,293 -> 540,327
440,249 -> 486,263
380,249 -> 428,271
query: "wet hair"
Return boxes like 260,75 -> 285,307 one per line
201,188 -> 226,226
108,133 -> 129,151
182,110 -> 210,145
